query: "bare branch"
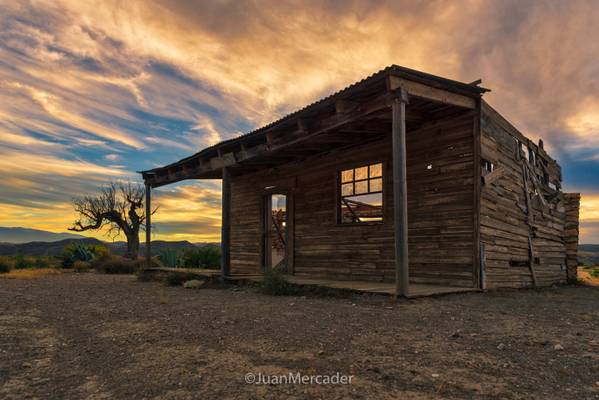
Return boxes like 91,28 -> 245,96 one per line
68,180 -> 152,259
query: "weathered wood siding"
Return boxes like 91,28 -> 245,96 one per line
406,114 -> 476,286
229,173 -> 263,275
564,193 -> 581,282
229,113 -> 476,286
480,102 -> 569,288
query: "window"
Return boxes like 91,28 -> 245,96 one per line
481,159 -> 495,174
528,148 -> 536,165
521,143 -> 529,162
339,162 -> 383,224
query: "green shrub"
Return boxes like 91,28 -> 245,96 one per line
61,243 -> 94,268
183,247 -> 221,269
158,248 -> 183,268
32,257 -> 50,269
61,243 -> 111,268
14,254 -> 35,269
163,272 -> 199,286
0,260 -> 11,273
259,268 -> 295,296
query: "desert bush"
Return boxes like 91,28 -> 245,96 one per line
32,257 -> 50,269
0,260 -> 11,273
182,247 -> 221,269
588,267 -> 599,278
90,245 -> 111,261
259,268 -> 295,296
94,255 -> 138,274
158,248 -> 183,268
134,257 -> 162,269
73,260 -> 91,272
14,254 -> 35,269
163,272 -> 199,286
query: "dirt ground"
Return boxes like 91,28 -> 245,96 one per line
1,273 -> 599,400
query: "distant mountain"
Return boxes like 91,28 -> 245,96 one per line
110,240 -> 200,256
580,244 -> 599,253
0,227 -> 86,244
579,244 -> 599,266
194,242 -> 220,248
0,237 -> 214,257
0,238 -> 103,257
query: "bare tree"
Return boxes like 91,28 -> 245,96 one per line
69,181 -> 154,259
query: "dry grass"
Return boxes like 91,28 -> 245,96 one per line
578,266 -> 599,286
0,268 -> 61,279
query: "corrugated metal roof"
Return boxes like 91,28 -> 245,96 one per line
141,64 -> 487,175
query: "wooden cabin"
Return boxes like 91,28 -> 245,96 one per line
141,65 -> 580,296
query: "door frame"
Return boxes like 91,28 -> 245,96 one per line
260,186 -> 294,274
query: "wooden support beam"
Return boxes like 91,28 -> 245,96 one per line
519,161 -> 538,288
335,99 -> 359,114
221,167 -> 231,277
297,119 -> 308,133
210,152 -> 237,170
145,183 -> 151,269
473,104 -> 482,290
481,166 -> 505,186
311,132 -> 363,144
392,88 -> 410,298
388,75 -> 476,109
527,235 -> 538,288
266,132 -> 276,147
146,90 -> 397,186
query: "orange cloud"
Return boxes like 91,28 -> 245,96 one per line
580,195 -> 599,222
1,0 -> 598,244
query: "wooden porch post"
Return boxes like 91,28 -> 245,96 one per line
145,183 -> 151,268
221,167 -> 231,277
392,89 -> 409,298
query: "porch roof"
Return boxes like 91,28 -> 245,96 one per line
140,65 -> 489,187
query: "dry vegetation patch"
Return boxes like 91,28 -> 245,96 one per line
578,266 -> 599,286
0,268 -> 61,279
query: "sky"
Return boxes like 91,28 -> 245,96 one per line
0,0 -> 598,243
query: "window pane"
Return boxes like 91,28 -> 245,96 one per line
340,193 -> 383,223
341,169 -> 353,183
355,166 -> 368,180
369,163 -> 382,178
341,183 -> 353,196
370,178 -> 382,192
355,180 -> 368,194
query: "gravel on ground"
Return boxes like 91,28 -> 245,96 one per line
1,273 -> 599,399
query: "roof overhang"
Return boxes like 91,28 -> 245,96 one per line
141,65 -> 488,188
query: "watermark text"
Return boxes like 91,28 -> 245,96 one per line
244,372 -> 353,385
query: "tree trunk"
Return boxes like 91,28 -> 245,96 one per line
125,232 -> 140,259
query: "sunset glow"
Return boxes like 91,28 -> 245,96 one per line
0,0 -> 598,242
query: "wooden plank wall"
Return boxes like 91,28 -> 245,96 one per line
564,193 -> 581,282
480,102 -> 569,288
406,113 -> 476,286
229,113 -> 476,286
229,175 -> 263,275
